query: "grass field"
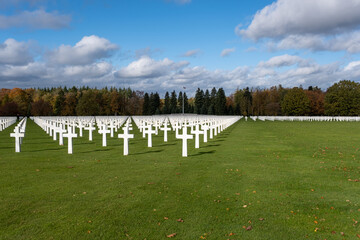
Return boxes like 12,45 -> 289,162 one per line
1,119 -> 360,239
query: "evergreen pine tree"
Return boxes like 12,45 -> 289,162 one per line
178,91 -> 183,114
54,89 -> 65,116
243,87 -> 252,116
215,88 -> 227,115
170,90 -> 177,113
208,87 -> 217,115
227,105 -> 234,115
153,92 -> 161,114
163,91 -> 170,114
142,93 -> 150,115
194,88 -> 204,114
202,89 -> 210,114
183,92 -> 189,113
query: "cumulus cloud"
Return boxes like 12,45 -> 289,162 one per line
269,31 -> 360,53
344,61 -> 360,71
115,55 -> 189,78
221,48 -> 236,57
237,0 -> 360,40
0,39 -> 34,66
257,54 -> 307,68
1,37 -> 360,94
47,35 -> 118,65
0,9 -> 71,30
63,62 -> 113,78
237,0 -> 360,53
0,62 -> 47,82
110,55 -> 360,94
181,49 -> 201,57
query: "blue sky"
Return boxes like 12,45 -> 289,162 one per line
1,0 -> 360,95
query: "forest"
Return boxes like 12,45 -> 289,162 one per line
1,80 -> 360,116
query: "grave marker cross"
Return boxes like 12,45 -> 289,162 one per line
98,124 -> 110,147
176,126 -> 193,157
63,127 -> 77,154
118,126 -> 134,155
10,127 -> 24,152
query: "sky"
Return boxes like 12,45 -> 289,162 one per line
1,0 -> 360,95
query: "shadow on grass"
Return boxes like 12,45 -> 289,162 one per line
0,147 -> 13,150
26,147 -> 63,152
131,149 -> 164,155
191,150 -> 216,156
203,144 -> 220,148
79,148 -> 112,153
74,142 -> 95,146
154,143 -> 176,147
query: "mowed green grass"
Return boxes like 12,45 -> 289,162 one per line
1,119 -> 360,239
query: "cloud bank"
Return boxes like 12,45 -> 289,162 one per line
0,9 -> 71,30
237,0 -> 360,53
1,36 -> 360,95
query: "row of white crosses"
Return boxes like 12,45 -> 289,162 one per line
33,116 -> 129,154
95,116 -> 129,147
133,115 -> 241,157
0,117 -> 17,131
170,115 -> 240,157
10,117 -> 27,152
250,116 -> 360,122
31,115 -> 241,156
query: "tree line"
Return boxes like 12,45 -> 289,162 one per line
1,80 -> 360,116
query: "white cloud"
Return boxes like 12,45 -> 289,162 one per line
221,48 -> 236,57
63,62 -> 113,78
237,0 -> 360,53
270,31 -> 360,53
344,61 -> 360,71
0,62 -> 46,82
0,39 -> 34,66
1,37 -> 360,94
47,35 -> 118,65
115,55 -> 189,78
0,9 -> 71,30
257,54 -> 307,68
181,49 -> 201,57
237,0 -> 360,40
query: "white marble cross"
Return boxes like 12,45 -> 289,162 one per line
98,124 -> 110,147
84,123 -> 96,141
191,124 -> 204,148
159,120 -> 171,142
118,126 -> 134,155
10,127 -> 24,152
58,124 -> 67,145
109,121 -> 116,138
144,124 -> 156,147
172,122 -> 181,137
176,126 -> 193,157
138,121 -> 146,137
53,124 -> 58,141
63,127 -> 77,154
201,123 -> 209,143
154,121 -> 161,135
209,122 -> 215,139
49,121 -> 54,137
78,121 -> 84,137
46,120 -> 50,134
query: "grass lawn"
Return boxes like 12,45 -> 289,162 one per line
1,119 -> 360,239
